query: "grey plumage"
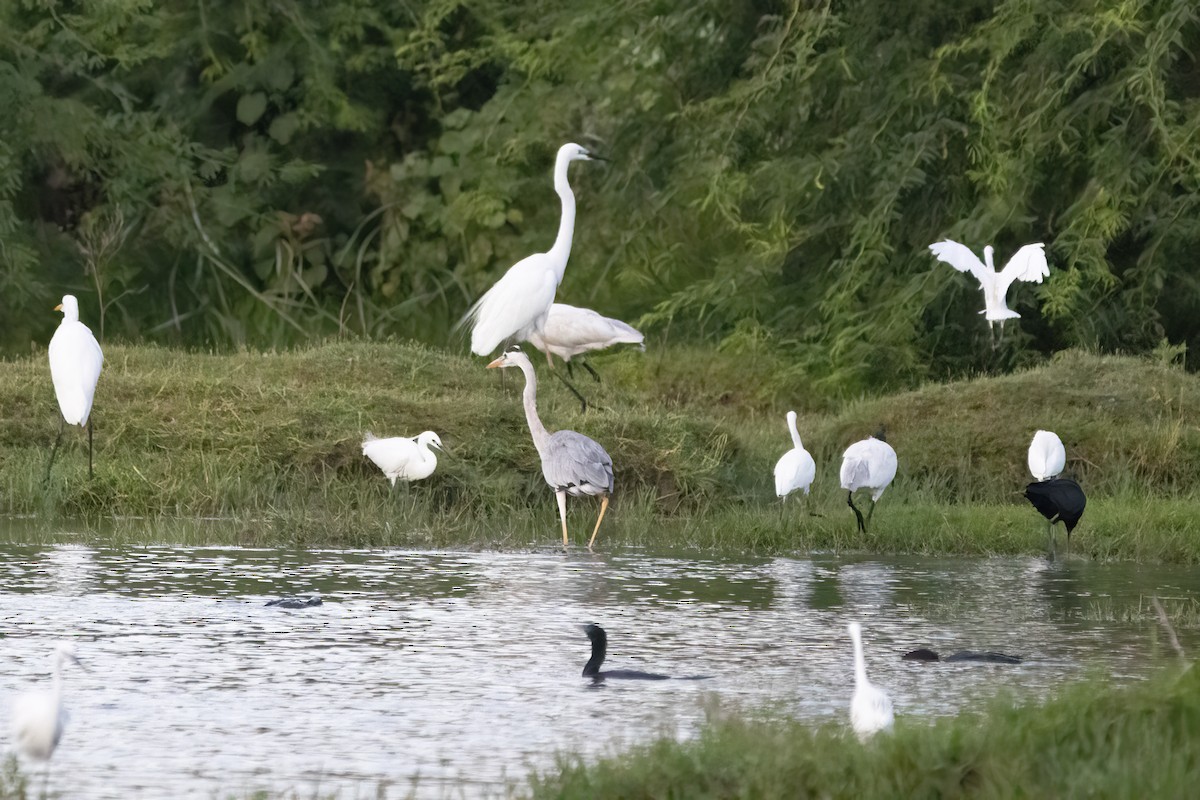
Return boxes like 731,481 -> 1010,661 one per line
486,346 -> 614,547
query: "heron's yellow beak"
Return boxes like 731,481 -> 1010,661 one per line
54,303 -> 63,311
486,356 -> 505,369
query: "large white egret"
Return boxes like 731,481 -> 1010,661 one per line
10,642 -> 85,790
46,295 -> 103,480
773,411 -> 816,500
928,239 -> 1049,330
1025,477 -> 1086,560
463,144 -> 603,357
524,302 -> 644,410
362,431 -> 444,485
840,435 -> 898,533
1027,429 -> 1066,482
847,622 -> 895,740
487,346 -> 614,548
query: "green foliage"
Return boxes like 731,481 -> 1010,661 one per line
1,1 -> 1198,399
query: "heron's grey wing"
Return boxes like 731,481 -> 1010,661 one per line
546,430 -> 614,494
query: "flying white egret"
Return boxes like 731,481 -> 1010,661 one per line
46,295 -> 103,480
362,431 -> 444,485
928,239 -> 1049,331
487,346 -> 614,548
773,411 -> 816,500
847,622 -> 895,740
524,302 -> 645,410
1025,477 -> 1086,560
1027,429 -> 1066,482
463,144 -> 603,357
840,434 -> 898,533
10,642 -> 85,790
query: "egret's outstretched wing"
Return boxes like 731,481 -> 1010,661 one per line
928,240 -> 989,287
995,243 -> 1049,298
464,252 -> 560,356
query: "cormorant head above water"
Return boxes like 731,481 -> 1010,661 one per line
581,623 -> 672,681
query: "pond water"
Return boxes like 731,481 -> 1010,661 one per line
2,538 -> 1198,799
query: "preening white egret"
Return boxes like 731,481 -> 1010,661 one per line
928,239 -> 1049,330
840,435 -> 898,533
773,411 -> 816,499
10,642 -> 84,785
525,302 -> 645,410
487,346 -> 614,548
848,621 -> 894,740
46,295 -> 103,480
463,144 -> 603,356
362,431 -> 444,485
1027,429 -> 1066,482
1025,477 -> 1086,560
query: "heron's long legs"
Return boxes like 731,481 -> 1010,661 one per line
587,495 -> 610,549
44,417 -> 67,484
549,366 -> 590,412
87,415 -> 94,479
556,490 -> 569,547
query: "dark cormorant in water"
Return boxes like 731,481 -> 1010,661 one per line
265,596 -> 323,608
1024,477 -> 1086,559
902,648 -> 1022,664
583,624 -> 670,680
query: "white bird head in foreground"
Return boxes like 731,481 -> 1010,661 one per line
486,346 -> 533,371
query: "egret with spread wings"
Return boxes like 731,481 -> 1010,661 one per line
928,239 -> 1049,331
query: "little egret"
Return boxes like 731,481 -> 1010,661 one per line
848,621 -> 894,740
524,303 -> 645,410
362,431 -> 444,485
1025,477 -> 1086,560
487,346 -> 614,548
10,642 -> 85,784
840,435 -> 898,533
773,410 -> 816,500
1028,429 -> 1066,482
928,239 -> 1049,332
463,144 -> 603,357
46,295 -> 103,480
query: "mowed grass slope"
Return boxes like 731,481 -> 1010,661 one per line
2,342 -> 1200,555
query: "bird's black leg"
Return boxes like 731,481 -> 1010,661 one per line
581,360 -> 602,383
847,491 -> 866,534
87,415 -> 94,480
866,497 -> 878,530
1045,520 -> 1056,561
44,417 -> 67,484
550,365 -> 590,412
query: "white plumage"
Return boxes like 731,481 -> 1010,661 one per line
1028,429 -> 1066,482
464,144 -> 601,356
48,295 -> 103,427
525,303 -> 644,368
848,622 -> 894,740
840,436 -> 898,532
773,411 -> 816,498
928,239 -> 1049,328
362,431 -> 444,485
10,642 -> 83,764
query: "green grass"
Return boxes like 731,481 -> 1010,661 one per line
529,663 -> 1200,799
3,342 -> 1200,558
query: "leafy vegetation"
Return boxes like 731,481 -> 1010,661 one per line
2,1 -> 1198,400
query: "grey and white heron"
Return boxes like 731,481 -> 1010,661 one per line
848,621 -> 894,740
487,346 -> 614,548
46,295 -> 103,480
524,302 -> 644,410
840,434 -> 898,533
463,144 -> 603,357
928,239 -> 1049,332
773,410 -> 816,500
362,431 -> 444,485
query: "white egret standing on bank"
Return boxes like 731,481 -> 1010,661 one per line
848,622 -> 894,740
524,302 -> 645,410
46,295 -> 103,480
463,144 -> 603,357
773,411 -> 816,501
840,435 -> 898,533
928,239 -> 1049,342
1027,429 -> 1066,482
487,346 -> 614,548
362,431 -> 445,485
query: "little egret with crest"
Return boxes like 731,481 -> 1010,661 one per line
362,431 -> 445,485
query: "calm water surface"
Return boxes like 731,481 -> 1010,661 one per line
2,536 -> 1198,799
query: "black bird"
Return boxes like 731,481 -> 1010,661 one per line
1024,477 -> 1087,560
582,624 -> 670,680
902,648 -> 1022,664
265,596 -> 323,608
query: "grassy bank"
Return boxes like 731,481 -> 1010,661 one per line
529,663 -> 1200,799
2,341 -> 1200,558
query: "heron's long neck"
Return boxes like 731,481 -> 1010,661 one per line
788,416 -> 803,450
546,155 -> 577,280
583,633 -> 606,676
852,632 -> 869,688
516,360 -> 552,457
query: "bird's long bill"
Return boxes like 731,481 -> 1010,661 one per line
485,356 -> 505,369
54,303 -> 63,311
587,153 -> 610,162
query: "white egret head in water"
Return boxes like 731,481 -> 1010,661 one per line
847,621 -> 894,740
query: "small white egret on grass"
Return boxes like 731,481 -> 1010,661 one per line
848,622 -> 894,740
928,239 -> 1049,337
1028,429 -> 1066,482
524,303 -> 645,410
840,434 -> 898,533
773,411 -> 816,500
46,295 -> 104,481
10,642 -> 85,792
487,346 -> 614,548
362,431 -> 444,485
463,144 -> 604,357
